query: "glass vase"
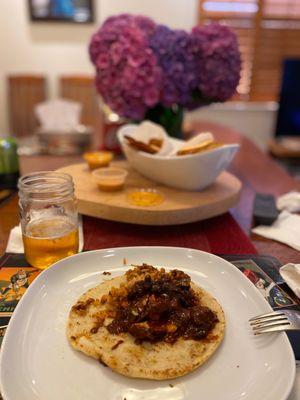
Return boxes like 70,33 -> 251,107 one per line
145,104 -> 184,139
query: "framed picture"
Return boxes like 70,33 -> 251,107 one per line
28,0 -> 94,24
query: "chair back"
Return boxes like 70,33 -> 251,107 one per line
8,75 -> 47,137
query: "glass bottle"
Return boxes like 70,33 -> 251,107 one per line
0,136 -> 19,189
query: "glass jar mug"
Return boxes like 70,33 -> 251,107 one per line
18,172 -> 79,269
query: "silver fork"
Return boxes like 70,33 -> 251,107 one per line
249,309 -> 300,335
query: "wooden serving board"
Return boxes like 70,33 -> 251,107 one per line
57,161 -> 241,226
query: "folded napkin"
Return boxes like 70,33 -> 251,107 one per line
126,121 -> 174,156
169,131 -> 214,156
252,211 -> 300,251
6,216 -> 84,253
277,191 -> 300,213
280,263 -> 300,298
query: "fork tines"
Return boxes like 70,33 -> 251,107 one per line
249,311 -> 291,335
249,311 -> 285,322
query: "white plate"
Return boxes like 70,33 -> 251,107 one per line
0,247 -> 295,400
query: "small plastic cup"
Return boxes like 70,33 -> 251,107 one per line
83,151 -> 114,170
92,167 -> 128,192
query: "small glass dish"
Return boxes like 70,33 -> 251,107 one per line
127,188 -> 165,207
83,151 -> 114,170
92,167 -> 128,192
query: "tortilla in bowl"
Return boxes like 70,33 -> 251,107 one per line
67,264 -> 225,380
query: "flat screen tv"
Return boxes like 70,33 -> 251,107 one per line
275,59 -> 300,137
28,0 -> 94,24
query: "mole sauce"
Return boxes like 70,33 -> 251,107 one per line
107,269 -> 218,343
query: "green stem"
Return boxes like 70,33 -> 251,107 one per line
144,104 -> 184,139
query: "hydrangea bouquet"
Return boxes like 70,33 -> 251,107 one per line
89,14 -> 241,138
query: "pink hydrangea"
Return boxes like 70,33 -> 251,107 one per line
149,25 -> 199,108
89,15 -> 241,119
192,24 -> 241,102
89,14 -> 161,119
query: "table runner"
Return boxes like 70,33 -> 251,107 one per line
83,212 -> 257,254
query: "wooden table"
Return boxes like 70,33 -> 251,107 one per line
1,123 -> 300,264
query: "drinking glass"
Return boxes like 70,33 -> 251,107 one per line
18,172 -> 79,269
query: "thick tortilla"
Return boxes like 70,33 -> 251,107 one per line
67,268 -> 225,380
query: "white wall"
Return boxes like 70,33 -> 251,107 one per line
0,0 -> 198,133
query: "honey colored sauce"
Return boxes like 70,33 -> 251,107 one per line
97,182 -> 124,192
84,151 -> 113,170
127,190 -> 164,207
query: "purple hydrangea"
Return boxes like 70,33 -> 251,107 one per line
89,14 -> 161,119
89,15 -> 241,119
191,24 -> 241,102
149,25 -> 199,108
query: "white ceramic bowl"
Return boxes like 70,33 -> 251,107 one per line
118,124 -> 240,191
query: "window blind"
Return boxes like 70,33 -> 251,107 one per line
199,0 -> 300,100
